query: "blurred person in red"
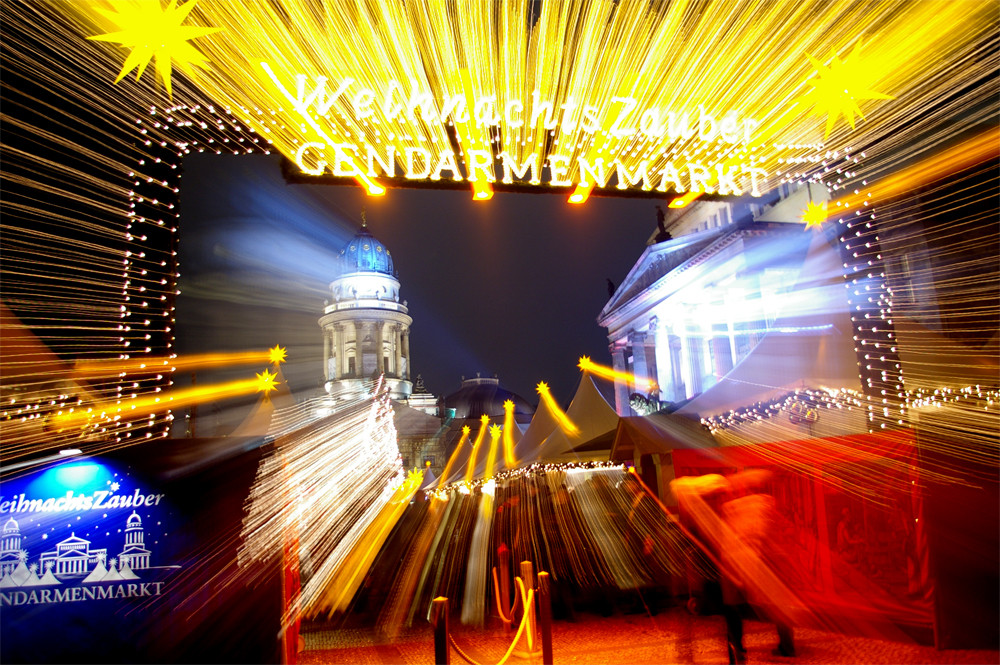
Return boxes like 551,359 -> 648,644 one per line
719,469 -> 796,661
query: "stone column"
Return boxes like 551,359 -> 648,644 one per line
401,329 -> 410,380
393,324 -> 402,378
334,323 -> 345,380
353,321 -> 363,377
374,321 -> 385,374
323,326 -> 331,380
651,318 -> 672,402
628,330 -> 648,393
610,342 -> 631,416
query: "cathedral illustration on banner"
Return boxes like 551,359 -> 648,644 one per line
0,511 -> 153,587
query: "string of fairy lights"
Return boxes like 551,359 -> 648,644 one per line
2,0 -> 995,464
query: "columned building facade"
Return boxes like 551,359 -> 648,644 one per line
599,185 -> 835,416
320,218 -> 413,402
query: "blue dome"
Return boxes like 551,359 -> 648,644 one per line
339,224 -> 395,277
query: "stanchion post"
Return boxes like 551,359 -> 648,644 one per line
432,596 -> 450,665
538,572 -> 553,665
520,561 -> 537,653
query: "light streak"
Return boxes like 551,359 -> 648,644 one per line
239,377 -> 411,621
578,355 -> 657,394
70,349 -> 283,378
832,126 -> 999,212
437,425 -> 470,490
484,424 -> 502,481
51,372 -> 268,430
464,415 -> 490,484
502,399 -> 518,468
536,381 -> 579,437
64,0 -> 997,204
669,191 -> 702,208
2,1 -> 995,460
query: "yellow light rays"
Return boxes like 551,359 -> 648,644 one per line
669,191 -> 702,208
238,386 -> 409,624
305,468 -> 423,617
502,399 -> 517,468
87,0 -> 222,97
66,0 -> 997,204
536,381 -> 579,437
437,425 -> 470,489
464,415 -> 490,484
71,347 -> 285,378
484,424 -> 502,480
52,373 -> 265,430
578,355 -> 657,394
832,126 -> 999,213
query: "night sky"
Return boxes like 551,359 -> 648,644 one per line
176,152 -> 661,408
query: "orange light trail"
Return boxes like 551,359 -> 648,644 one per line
437,425 -> 470,489
536,381 -> 579,436
52,372 -> 275,430
484,424 -> 502,480
464,415 -> 490,484
502,399 -> 517,468
579,355 -> 657,394
831,126 -> 999,213
72,347 -> 286,377
307,468 -> 424,617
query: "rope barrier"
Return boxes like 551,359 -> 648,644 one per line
491,566 -> 522,627
448,588 -> 534,665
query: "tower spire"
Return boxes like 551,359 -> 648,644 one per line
361,207 -> 367,228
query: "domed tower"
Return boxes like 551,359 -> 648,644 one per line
0,517 -> 22,575
124,511 -> 144,548
442,374 -> 534,422
120,511 -> 151,570
320,213 -> 413,402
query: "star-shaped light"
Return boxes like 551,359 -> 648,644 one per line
802,201 -> 828,230
87,0 -> 221,96
256,368 -> 279,395
268,345 -> 287,365
489,424 -> 502,439
795,39 -> 893,138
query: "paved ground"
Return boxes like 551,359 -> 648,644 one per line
299,607 -> 999,665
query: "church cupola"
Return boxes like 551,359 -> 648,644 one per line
319,211 -> 413,402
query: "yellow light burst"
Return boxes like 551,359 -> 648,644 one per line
256,367 -> 279,394
802,200 -> 827,229
268,344 -> 287,365
87,0 -> 221,96
795,39 -> 894,139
